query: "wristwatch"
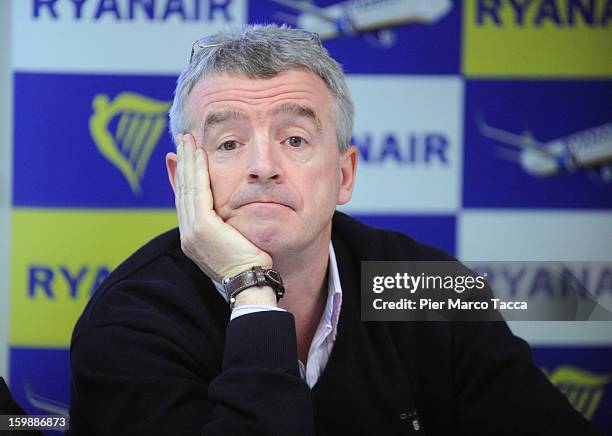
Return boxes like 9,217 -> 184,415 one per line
223,266 -> 285,310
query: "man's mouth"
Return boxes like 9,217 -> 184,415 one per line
242,201 -> 289,208
231,194 -> 297,211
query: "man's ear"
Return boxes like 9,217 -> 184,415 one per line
165,152 -> 178,195
337,145 -> 358,205
166,135 -> 182,194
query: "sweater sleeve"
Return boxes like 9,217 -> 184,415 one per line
68,303 -> 314,436
451,321 -> 601,436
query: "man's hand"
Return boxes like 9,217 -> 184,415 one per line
172,133 -> 274,286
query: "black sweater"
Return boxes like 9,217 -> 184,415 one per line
67,212 -> 599,435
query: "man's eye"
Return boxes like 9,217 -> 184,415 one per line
286,136 -> 306,147
219,140 -> 238,151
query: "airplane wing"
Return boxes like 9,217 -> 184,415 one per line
25,383 -> 69,416
270,0 -> 338,23
476,114 -> 557,158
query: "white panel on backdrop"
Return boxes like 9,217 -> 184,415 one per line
12,0 -> 247,73
339,76 -> 462,214
507,322 -> 612,347
458,210 -> 612,261
458,210 -> 612,345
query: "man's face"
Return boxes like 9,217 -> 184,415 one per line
185,69 -> 357,256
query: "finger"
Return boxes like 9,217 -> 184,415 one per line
176,137 -> 187,228
194,146 -> 214,212
183,133 -> 197,224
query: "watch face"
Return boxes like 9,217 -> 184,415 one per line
265,269 -> 283,286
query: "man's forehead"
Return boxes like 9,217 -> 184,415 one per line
189,69 -> 333,111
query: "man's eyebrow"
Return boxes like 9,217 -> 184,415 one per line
202,109 -> 247,138
201,104 -> 322,141
270,103 -> 322,133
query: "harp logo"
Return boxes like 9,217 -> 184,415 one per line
90,92 -> 171,195
545,365 -> 610,419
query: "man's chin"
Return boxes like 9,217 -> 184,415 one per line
229,216 -> 292,254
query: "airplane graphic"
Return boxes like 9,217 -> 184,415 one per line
477,116 -> 612,183
270,0 -> 452,47
25,383 -> 69,416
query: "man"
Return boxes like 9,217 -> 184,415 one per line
68,24 -> 598,435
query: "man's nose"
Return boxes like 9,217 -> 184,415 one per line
247,138 -> 282,183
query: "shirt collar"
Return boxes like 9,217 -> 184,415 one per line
326,241 -> 343,333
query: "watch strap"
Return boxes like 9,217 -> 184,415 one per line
223,266 -> 285,309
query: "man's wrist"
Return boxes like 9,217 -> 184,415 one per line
233,285 -> 277,308
224,265 -> 285,310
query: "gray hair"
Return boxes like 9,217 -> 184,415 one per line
168,24 -> 354,152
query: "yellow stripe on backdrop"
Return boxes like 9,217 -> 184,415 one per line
10,208 -> 176,347
463,0 -> 612,77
